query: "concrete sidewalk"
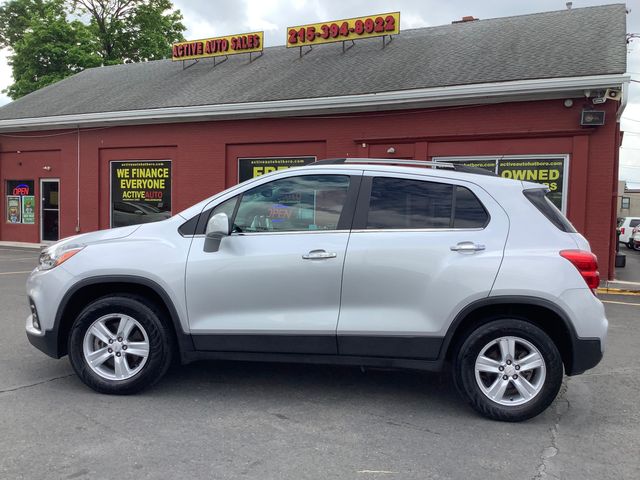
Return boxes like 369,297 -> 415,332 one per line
0,241 -> 44,250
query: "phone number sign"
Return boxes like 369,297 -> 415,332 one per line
286,12 -> 400,47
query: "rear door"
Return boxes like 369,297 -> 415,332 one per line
337,172 -> 509,359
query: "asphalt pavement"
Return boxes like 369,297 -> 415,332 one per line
615,245 -> 640,284
0,247 -> 638,479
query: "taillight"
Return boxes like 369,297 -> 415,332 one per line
560,250 -> 600,291
620,227 -> 625,235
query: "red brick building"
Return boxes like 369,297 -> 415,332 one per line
0,5 -> 630,278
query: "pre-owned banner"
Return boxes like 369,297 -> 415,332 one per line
436,156 -> 566,211
453,159 -> 497,173
497,159 -> 565,210
238,157 -> 316,183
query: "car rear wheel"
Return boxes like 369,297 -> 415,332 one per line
454,319 -> 563,422
68,295 -> 173,394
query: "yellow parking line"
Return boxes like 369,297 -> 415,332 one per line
597,288 -> 640,296
602,300 -> 640,307
0,271 -> 31,275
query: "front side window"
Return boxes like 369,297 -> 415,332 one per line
366,177 -> 488,229
233,175 -> 350,233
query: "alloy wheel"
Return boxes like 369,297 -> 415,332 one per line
82,314 -> 150,381
474,336 -> 546,406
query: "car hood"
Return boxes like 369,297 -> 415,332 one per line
44,224 -> 142,252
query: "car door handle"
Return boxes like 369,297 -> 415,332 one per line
302,249 -> 337,260
450,242 -> 486,252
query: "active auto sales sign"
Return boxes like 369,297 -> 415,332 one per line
286,12 -> 400,47
172,32 -> 264,61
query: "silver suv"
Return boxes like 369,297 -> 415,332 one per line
26,159 -> 607,421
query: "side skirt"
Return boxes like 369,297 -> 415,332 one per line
181,350 -> 445,372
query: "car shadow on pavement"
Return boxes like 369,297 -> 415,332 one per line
152,360 -> 471,416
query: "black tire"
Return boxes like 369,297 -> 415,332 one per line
454,319 -> 563,422
627,240 -> 634,249
68,295 -> 174,394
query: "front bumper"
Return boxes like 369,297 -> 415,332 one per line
26,314 -> 62,359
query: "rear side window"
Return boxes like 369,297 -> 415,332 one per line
524,189 -> 576,233
630,219 -> 640,228
454,186 -> 489,228
366,177 -> 489,229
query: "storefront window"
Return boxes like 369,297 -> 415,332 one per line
5,180 -> 35,224
110,161 -> 172,228
434,156 -> 568,212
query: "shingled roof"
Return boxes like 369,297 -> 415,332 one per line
0,4 -> 628,122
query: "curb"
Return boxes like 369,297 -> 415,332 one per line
0,241 -> 44,250
597,288 -> 640,296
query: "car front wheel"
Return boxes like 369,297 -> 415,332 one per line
454,319 -> 563,422
68,295 -> 173,394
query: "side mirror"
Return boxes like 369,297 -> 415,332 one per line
204,213 -> 229,252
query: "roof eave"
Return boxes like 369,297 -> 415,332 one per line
0,73 -> 630,133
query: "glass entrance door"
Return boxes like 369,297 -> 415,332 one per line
40,179 -> 59,242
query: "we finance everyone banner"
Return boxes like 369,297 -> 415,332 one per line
111,161 -> 172,227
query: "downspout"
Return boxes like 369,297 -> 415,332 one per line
610,79 -> 628,279
76,126 -> 80,233
616,79 -> 629,121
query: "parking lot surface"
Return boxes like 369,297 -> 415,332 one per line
0,246 -> 638,480
615,245 -> 640,284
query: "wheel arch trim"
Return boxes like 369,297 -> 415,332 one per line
54,275 -> 194,360
440,295 -> 581,368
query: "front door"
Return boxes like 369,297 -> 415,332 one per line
185,172 -> 360,354
40,179 -> 59,242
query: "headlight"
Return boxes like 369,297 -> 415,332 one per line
38,244 -> 84,271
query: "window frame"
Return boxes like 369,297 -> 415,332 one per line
351,173 -> 490,232
621,196 -> 630,210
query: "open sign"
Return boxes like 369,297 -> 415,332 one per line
12,184 -> 30,196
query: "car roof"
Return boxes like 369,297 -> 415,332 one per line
298,162 -> 534,189
178,160 -> 546,220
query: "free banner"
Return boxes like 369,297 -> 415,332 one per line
111,161 -> 172,227
238,157 -> 316,183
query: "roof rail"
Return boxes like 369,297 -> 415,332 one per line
310,158 -> 498,176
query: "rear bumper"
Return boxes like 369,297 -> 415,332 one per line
567,337 -> 603,376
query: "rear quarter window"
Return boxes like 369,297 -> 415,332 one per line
524,189 -> 576,233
